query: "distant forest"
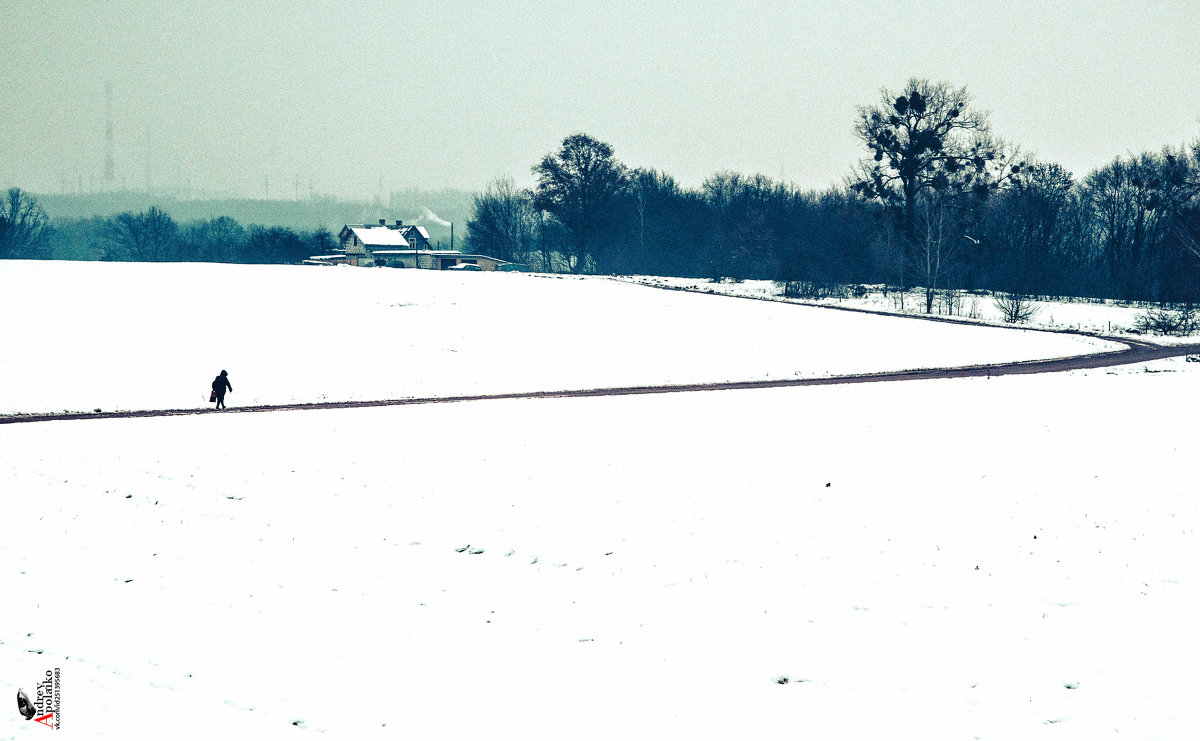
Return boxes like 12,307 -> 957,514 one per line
0,188 -> 471,263
3,78 -> 1199,311
463,79 -> 1200,310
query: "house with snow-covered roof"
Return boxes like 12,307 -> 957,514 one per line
337,220 -> 410,265
396,224 -> 432,251
315,219 -> 510,270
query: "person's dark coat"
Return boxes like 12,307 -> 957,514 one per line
212,371 -> 233,397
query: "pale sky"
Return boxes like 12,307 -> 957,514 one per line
3,0 -> 1198,199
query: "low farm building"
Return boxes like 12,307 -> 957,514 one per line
303,220 -> 508,270
370,251 -> 509,271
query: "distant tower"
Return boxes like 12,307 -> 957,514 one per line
103,82 -> 115,189
144,125 -> 151,194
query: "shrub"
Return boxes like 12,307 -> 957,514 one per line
938,289 -> 962,316
779,280 -> 849,300
1134,305 -> 1198,336
994,292 -> 1040,323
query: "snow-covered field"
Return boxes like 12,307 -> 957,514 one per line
2,261 -> 1198,739
0,261 -> 1122,415
622,275 -> 1198,343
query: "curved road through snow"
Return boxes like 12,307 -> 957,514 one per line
2,335 -> 1198,425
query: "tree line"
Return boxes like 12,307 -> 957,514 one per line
0,196 -> 337,265
5,77 -> 1199,310
464,79 -> 1200,308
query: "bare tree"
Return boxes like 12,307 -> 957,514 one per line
182,216 -> 247,262
1081,155 -> 1172,301
994,292 -> 1040,323
1135,305 -> 1197,336
102,207 -> 180,261
1167,209 -> 1200,262
464,175 -> 535,264
984,161 -> 1077,295
533,207 -> 572,273
308,225 -> 336,257
0,188 -> 50,259
1154,144 -> 1200,270
631,169 -> 653,273
700,171 -> 743,281
913,194 -> 963,313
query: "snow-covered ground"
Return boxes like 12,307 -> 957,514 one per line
2,261 -> 1198,739
621,275 -> 1199,343
0,261 -> 1123,415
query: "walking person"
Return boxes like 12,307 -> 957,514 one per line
211,370 -> 233,409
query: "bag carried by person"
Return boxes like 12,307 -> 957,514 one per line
209,390 -> 216,402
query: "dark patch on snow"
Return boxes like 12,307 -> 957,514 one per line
774,675 -> 810,685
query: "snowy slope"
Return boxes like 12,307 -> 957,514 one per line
0,261 -> 1119,415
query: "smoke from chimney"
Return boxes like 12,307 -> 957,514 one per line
419,206 -> 451,227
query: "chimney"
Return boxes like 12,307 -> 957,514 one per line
378,218 -> 386,226
395,220 -> 403,227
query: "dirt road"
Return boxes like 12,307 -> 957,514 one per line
3,335 -> 1197,425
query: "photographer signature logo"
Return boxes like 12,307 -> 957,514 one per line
16,669 -> 60,729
